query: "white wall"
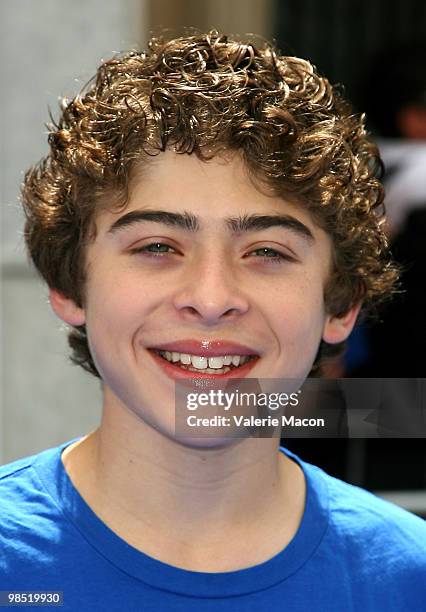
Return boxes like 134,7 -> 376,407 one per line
1,0 -> 147,463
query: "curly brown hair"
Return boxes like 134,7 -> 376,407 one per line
21,31 -> 398,378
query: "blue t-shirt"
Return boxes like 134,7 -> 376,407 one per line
0,439 -> 425,611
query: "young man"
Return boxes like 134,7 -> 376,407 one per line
1,32 -> 424,610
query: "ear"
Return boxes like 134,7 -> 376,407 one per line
322,303 -> 361,344
49,288 -> 86,326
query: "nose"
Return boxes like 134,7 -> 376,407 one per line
172,253 -> 250,325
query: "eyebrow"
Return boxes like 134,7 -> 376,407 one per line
107,209 -> 314,242
108,210 -> 198,233
227,214 -> 314,241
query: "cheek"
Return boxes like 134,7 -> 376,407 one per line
83,276 -> 138,365
83,265 -> 168,371
281,303 -> 324,343
274,271 -> 325,324
270,278 -> 326,360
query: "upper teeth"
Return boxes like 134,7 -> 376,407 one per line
159,351 -> 252,369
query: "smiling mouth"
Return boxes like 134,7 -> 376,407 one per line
152,350 -> 258,375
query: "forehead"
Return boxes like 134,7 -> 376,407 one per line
95,150 -> 327,242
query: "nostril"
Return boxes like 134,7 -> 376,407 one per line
223,308 -> 239,317
182,306 -> 201,316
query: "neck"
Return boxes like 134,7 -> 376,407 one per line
62,396 -> 306,571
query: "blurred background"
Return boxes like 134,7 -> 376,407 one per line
1,0 -> 425,516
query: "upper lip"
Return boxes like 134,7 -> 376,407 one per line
150,339 -> 260,357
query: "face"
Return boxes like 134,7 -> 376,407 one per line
51,151 -> 358,443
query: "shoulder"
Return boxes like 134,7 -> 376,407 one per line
0,450 -> 40,492
0,443 -> 73,581
0,441 -> 75,514
0,446 -> 60,528
324,467 -> 425,538
0,439 -> 78,492
307,462 -> 426,576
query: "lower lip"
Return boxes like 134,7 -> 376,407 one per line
149,350 -> 259,381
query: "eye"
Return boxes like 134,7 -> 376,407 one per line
247,247 -> 295,263
129,242 -> 177,257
